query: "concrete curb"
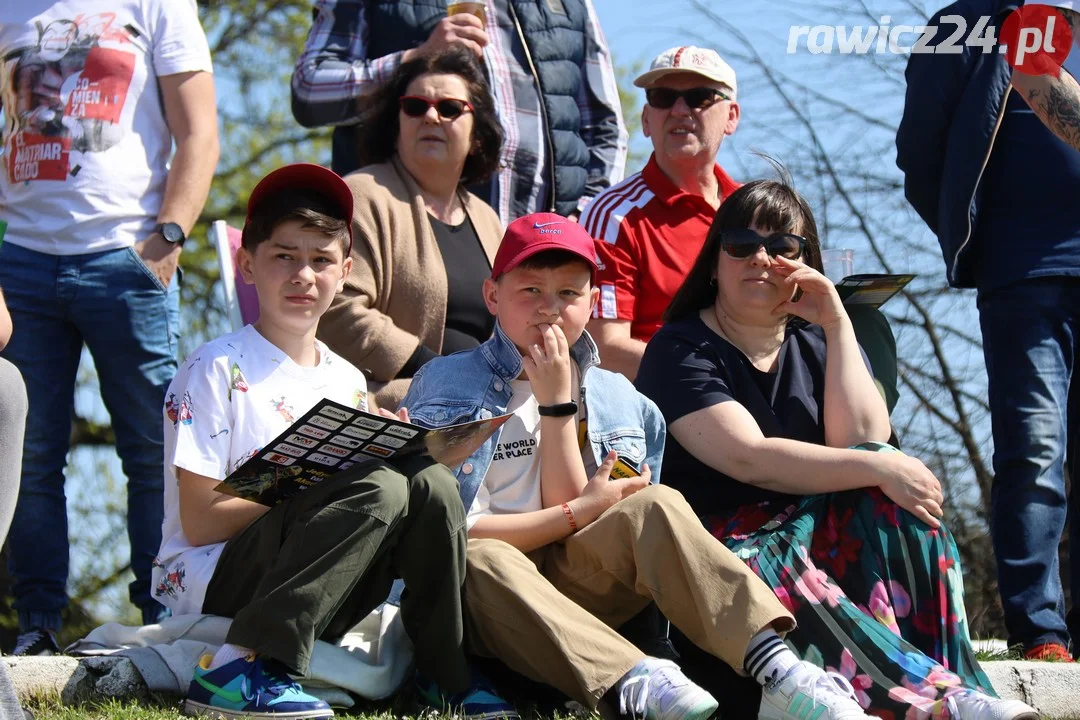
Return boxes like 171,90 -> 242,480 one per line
6,656 -> 150,705
983,661 -> 1079,719
6,656 -> 1080,717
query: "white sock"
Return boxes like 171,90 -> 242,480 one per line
744,629 -> 799,686
208,643 -> 255,670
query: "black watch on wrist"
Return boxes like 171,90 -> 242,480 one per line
538,401 -> 578,417
156,222 -> 186,247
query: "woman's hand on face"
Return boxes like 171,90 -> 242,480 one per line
770,256 -> 847,330
872,452 -> 945,528
521,323 -> 572,407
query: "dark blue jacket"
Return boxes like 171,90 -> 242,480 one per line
896,0 -> 1020,288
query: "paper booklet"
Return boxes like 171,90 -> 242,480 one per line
215,398 -> 511,506
834,273 -> 915,308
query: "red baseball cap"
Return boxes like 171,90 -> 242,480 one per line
243,163 -> 354,254
491,212 -> 599,279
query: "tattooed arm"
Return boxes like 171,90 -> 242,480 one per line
1011,9 -> 1080,152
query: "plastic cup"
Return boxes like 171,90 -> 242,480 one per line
821,248 -> 854,283
447,1 -> 486,25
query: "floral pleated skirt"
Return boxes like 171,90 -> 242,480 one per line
704,445 -> 995,719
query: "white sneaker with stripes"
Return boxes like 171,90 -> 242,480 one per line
758,661 -> 874,720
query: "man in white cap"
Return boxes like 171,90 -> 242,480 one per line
579,46 -> 741,380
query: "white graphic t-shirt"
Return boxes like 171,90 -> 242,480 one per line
467,379 -> 543,530
0,0 -> 212,255
152,325 -> 369,616
466,372 -> 591,530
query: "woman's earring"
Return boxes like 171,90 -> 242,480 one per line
710,277 -> 717,287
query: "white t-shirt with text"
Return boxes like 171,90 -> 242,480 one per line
467,379 -> 543,530
152,325 -> 369,616
0,0 -> 212,255
466,374 -> 592,530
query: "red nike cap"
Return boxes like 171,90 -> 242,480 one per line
491,212 -> 599,279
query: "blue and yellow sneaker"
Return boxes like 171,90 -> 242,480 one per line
416,670 -> 520,720
185,653 -> 334,719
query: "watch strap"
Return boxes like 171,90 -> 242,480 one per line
538,401 -> 578,417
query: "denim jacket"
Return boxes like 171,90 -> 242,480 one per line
401,322 -> 665,512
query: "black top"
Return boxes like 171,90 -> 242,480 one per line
428,213 -> 495,355
635,315 -> 871,514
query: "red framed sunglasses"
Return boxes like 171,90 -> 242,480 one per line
399,96 -> 474,120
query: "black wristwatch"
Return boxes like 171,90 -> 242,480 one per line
538,401 -> 578,417
156,222 -> 187,247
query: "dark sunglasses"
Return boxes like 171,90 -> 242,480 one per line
645,86 -> 731,110
720,229 -> 806,260
399,95 -> 474,120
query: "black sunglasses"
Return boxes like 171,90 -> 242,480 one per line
720,229 -> 806,260
645,86 -> 731,110
399,95 -> 474,120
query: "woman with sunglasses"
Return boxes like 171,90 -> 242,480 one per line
635,179 -> 1037,719
318,47 -> 505,409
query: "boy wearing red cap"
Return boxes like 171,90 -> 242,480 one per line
153,165 -> 475,719
401,213 -> 874,720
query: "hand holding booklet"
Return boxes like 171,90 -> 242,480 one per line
215,399 -> 510,506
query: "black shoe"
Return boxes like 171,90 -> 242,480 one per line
11,628 -> 59,657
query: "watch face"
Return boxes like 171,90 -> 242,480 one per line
160,223 -> 185,244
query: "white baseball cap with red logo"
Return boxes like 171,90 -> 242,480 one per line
633,46 -> 737,96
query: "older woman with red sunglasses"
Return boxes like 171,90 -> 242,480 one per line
318,47 -> 504,409
635,179 -> 1038,719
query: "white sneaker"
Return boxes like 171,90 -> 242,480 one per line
758,662 -> 874,720
945,690 -> 1040,719
617,658 -> 718,720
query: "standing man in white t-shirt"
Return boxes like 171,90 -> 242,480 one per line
0,0 -> 219,654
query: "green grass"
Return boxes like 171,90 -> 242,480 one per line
26,695 -> 447,720
974,645 -> 1025,662
25,693 -> 588,720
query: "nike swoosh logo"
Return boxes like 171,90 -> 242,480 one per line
194,674 -> 247,705
533,221 -> 565,228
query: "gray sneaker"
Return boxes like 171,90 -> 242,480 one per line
11,628 -> 59,657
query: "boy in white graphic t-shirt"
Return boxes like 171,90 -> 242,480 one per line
153,165 -> 471,720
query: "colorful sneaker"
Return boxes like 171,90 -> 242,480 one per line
616,658 -> 718,720
945,690 -> 1040,719
758,662 -> 874,720
1023,643 -> 1074,662
416,670 -> 520,720
11,628 -> 59,657
185,653 -> 333,719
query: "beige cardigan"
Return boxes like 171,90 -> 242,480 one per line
318,157 -> 504,409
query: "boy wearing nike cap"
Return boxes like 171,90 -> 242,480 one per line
401,213 -> 875,720
153,164 -> 473,719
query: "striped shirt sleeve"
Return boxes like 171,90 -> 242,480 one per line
580,176 -> 647,322
290,0 -> 403,128
574,0 -> 628,209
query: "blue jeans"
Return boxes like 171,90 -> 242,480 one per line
979,277 -> 1080,650
0,241 -> 179,631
